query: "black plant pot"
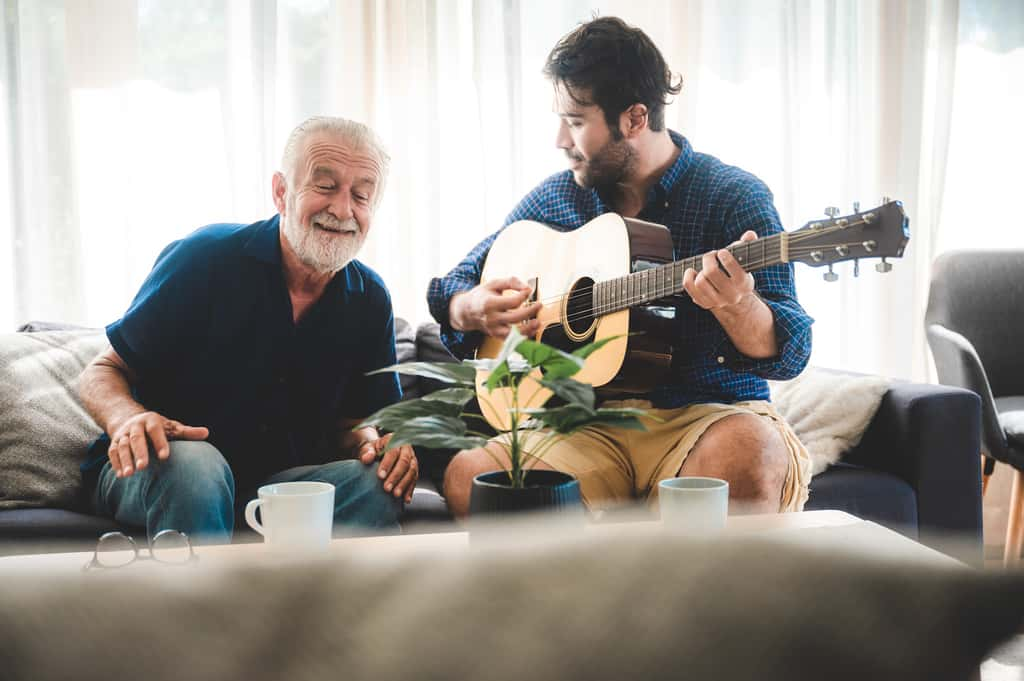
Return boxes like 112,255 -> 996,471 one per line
469,470 -> 583,516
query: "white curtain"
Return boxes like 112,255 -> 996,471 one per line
1,0 -> 1020,380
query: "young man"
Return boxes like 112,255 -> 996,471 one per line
428,17 -> 814,518
79,116 -> 418,544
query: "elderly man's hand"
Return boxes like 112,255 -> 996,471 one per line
357,433 -> 418,504
108,412 -> 209,478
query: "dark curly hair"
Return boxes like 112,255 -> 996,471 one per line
544,16 -> 682,137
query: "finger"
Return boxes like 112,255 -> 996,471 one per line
739,230 -> 758,242
167,421 -> 209,441
383,449 -> 412,494
683,268 -> 713,310
115,435 -> 135,478
716,247 -> 747,280
358,442 -> 377,465
486,276 -> 526,293
485,288 -> 531,314
107,441 -> 122,477
144,418 -> 171,462
377,445 -> 401,480
395,460 -> 418,500
128,424 -> 150,471
488,323 -> 511,339
701,250 -> 728,287
493,305 -> 540,326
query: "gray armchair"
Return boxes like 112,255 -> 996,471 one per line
925,249 -> 1024,565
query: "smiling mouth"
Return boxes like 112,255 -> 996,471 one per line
313,220 -> 356,234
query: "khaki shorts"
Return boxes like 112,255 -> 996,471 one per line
495,400 -> 811,513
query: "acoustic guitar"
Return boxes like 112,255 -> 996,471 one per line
475,200 -> 909,431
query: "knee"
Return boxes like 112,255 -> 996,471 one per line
443,447 -> 503,497
153,441 -> 235,504
323,460 -> 402,527
695,415 -> 788,494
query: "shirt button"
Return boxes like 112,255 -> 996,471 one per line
717,356 -> 726,364
664,201 -> 669,209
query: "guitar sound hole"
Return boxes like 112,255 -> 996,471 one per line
565,277 -> 596,337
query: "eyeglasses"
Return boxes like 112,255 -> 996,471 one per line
83,529 -> 199,571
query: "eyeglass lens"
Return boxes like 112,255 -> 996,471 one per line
94,532 -> 137,567
151,530 -> 193,564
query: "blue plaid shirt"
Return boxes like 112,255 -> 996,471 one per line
427,131 -> 813,408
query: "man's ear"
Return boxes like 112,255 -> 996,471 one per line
620,103 -> 649,139
271,172 -> 288,214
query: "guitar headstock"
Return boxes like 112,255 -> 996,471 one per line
788,200 -> 909,276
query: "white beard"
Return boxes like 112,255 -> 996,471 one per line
282,210 -> 364,275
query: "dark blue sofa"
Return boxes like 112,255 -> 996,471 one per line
0,322 -> 983,562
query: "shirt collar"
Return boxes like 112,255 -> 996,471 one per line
243,214 -> 365,294
658,130 -> 694,196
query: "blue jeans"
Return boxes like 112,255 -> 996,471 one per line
92,441 -> 402,545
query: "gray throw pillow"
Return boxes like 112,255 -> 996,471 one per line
0,330 -> 107,511
0,529 -> 1020,681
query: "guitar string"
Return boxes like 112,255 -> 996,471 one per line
523,221 -> 872,311
547,241 -> 887,328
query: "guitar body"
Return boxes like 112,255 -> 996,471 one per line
476,214 -> 676,430
472,200 -> 910,432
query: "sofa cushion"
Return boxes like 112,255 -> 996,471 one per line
769,367 -> 890,475
394,317 -> 418,398
805,463 -> 918,536
0,330 -> 106,511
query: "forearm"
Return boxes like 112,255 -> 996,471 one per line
712,293 -> 778,359
78,363 -> 146,437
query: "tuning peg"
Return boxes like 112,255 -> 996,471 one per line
825,206 -> 840,219
875,258 -> 893,273
880,195 -> 891,205
852,201 -> 860,213
853,259 -> 860,277
823,265 -> 838,282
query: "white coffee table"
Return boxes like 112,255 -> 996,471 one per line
0,510 -> 960,574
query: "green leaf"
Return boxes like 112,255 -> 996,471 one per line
383,415 -> 489,451
515,338 -> 584,378
422,387 -> 476,406
521,405 -> 650,435
521,403 -> 596,433
538,376 -> 596,410
367,361 -> 476,387
483,328 -> 527,391
357,399 -> 462,432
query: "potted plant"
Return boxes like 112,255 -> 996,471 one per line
358,329 -> 650,516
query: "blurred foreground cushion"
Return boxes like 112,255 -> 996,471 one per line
0,527 -> 1020,681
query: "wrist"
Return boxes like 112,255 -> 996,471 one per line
449,291 -> 474,332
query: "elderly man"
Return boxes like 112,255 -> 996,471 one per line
78,116 -> 417,544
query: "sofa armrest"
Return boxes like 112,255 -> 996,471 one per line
843,380 -> 982,546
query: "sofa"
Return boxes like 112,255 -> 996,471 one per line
0,320 -> 983,561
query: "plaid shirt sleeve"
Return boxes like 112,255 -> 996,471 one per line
711,183 -> 813,380
426,184 -> 552,359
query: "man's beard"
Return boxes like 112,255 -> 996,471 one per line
568,136 -> 637,192
282,209 -> 364,275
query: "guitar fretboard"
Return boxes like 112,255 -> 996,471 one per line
592,231 -> 789,314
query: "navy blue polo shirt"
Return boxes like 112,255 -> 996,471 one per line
83,215 -> 401,493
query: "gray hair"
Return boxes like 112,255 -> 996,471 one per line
280,116 -> 391,210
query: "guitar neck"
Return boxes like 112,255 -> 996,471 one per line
595,231 -> 789,314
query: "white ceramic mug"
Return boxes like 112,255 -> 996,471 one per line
244,481 -> 335,550
658,476 -> 729,534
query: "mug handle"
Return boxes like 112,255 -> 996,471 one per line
244,499 -> 266,536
